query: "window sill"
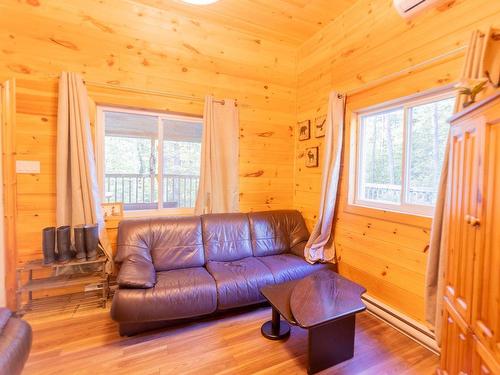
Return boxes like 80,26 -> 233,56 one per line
103,208 -> 196,232
343,202 -> 432,229
123,208 -> 195,218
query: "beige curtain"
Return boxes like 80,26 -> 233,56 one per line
305,91 -> 346,263
56,72 -> 113,271
195,96 -> 239,214
424,29 -> 488,342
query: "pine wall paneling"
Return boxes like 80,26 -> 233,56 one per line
2,0 -> 500,317
134,0 -> 355,46
294,0 -> 500,322
0,0 -> 297,307
1,79 -> 17,309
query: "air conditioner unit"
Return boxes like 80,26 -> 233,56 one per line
393,0 -> 443,18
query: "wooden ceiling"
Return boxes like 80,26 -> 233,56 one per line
131,0 -> 354,45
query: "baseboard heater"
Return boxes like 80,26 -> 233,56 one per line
362,294 -> 440,355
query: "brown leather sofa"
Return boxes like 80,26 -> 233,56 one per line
111,210 -> 329,335
0,308 -> 32,375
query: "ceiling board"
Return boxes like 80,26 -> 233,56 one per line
131,0 -> 354,45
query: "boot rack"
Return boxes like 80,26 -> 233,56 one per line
15,256 -> 108,316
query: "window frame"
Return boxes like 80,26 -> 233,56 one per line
95,105 -> 203,217
351,88 -> 455,218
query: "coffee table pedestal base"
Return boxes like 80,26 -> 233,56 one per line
261,308 -> 291,340
308,315 -> 356,374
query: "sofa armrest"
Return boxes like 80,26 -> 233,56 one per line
0,308 -> 32,375
117,254 -> 156,289
290,241 -> 307,258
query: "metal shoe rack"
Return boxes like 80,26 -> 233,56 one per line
15,256 -> 108,316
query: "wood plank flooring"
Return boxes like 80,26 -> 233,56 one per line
23,306 -> 439,375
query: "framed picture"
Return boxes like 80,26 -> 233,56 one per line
305,147 -> 319,168
314,115 -> 326,138
297,120 -> 310,141
102,202 -> 124,220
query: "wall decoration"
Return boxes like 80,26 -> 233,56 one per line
455,79 -> 488,107
102,202 -> 124,220
305,147 -> 319,168
298,120 -> 310,141
483,28 -> 500,89
314,115 -> 327,138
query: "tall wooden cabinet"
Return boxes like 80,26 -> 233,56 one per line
439,93 -> 500,375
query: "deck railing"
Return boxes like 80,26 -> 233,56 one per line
104,173 -> 199,210
363,183 -> 436,205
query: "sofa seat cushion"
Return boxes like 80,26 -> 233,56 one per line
111,267 -> 217,323
258,254 -> 329,283
206,257 -> 275,310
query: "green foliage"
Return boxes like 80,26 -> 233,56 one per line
360,97 -> 455,205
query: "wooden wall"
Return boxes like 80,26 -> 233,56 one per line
0,0 -> 297,305
2,0 -> 500,320
294,0 -> 500,322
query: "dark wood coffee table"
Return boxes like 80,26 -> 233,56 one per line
260,269 -> 366,374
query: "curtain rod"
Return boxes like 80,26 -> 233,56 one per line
83,79 -> 239,106
345,45 -> 468,96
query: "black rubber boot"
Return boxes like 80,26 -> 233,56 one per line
74,225 -> 87,262
42,227 -> 56,264
56,225 -> 72,263
84,224 -> 99,261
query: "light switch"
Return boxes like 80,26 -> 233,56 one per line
16,160 -> 41,174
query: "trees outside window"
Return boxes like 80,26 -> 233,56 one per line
355,92 -> 455,216
97,107 -> 202,213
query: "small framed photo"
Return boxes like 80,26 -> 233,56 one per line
305,147 -> 319,168
314,115 -> 326,138
102,202 -> 124,220
298,120 -> 310,141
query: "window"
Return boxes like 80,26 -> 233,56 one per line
97,107 -> 202,214
353,91 -> 455,216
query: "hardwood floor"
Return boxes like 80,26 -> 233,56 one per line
23,306 -> 439,375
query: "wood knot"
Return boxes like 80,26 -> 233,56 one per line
244,170 -> 264,178
49,38 -> 79,51
256,131 -> 274,137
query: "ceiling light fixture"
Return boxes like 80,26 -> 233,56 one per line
181,0 -> 219,4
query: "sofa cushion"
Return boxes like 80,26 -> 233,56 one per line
248,210 -> 310,257
206,257 -> 275,310
111,267 -> 217,323
149,217 -> 205,271
258,254 -> 329,284
115,219 -> 152,263
115,216 -> 205,271
201,213 -> 253,262
117,254 -> 156,289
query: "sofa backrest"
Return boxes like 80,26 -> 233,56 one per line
201,213 -> 253,262
116,210 -> 309,270
248,210 -> 309,257
116,216 -> 205,271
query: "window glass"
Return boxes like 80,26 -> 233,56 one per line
162,119 -> 202,208
359,108 -> 404,204
104,111 -> 158,210
407,97 -> 455,205
355,92 -> 455,216
102,109 -> 202,212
